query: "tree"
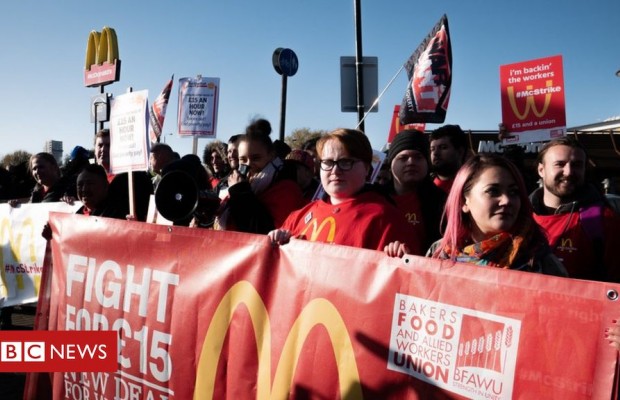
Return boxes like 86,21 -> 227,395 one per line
285,128 -> 326,150
1,150 -> 32,169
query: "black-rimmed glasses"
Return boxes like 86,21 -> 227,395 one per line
320,158 -> 359,171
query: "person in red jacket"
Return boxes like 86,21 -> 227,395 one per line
530,137 -> 620,282
214,118 -> 305,233
268,128 -> 418,253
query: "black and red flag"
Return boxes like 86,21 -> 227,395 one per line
149,75 -> 174,144
399,15 -> 452,125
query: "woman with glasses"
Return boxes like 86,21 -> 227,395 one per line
268,128 -> 419,252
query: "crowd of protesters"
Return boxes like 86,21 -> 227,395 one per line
2,117 -> 620,348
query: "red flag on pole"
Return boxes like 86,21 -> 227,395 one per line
149,75 -> 174,144
399,15 -> 452,125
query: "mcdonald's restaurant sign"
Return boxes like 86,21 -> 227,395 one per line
84,26 -> 121,87
499,55 -> 566,144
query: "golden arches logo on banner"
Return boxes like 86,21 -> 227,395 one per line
507,80 -> 553,120
300,216 -> 336,242
84,26 -> 120,87
194,281 -> 363,399
0,217 -> 38,296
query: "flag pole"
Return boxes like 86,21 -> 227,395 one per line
355,64 -> 405,129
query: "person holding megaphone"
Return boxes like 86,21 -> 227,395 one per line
213,118 -> 305,233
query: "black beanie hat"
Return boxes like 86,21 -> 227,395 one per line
387,129 -> 429,165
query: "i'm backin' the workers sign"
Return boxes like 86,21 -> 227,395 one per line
500,55 -> 566,144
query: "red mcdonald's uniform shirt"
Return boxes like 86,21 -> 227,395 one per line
392,191 -> 425,254
280,190 -> 420,253
534,208 -> 620,282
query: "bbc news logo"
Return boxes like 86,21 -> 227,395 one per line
0,331 -> 117,372
1,342 -> 45,362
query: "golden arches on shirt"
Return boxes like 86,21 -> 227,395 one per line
300,216 -> 336,242
507,80 -> 553,120
405,212 -> 418,225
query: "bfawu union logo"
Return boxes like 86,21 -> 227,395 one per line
0,330 -> 117,372
389,294 -> 521,400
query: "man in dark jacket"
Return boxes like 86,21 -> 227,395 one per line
94,128 -> 153,221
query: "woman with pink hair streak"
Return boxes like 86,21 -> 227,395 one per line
427,154 -> 566,275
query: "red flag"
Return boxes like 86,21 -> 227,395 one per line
149,75 -> 174,144
399,15 -> 452,125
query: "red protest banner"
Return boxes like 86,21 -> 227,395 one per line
500,55 -> 567,144
37,213 -> 619,399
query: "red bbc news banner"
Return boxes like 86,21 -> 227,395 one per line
0,330 -> 116,372
38,213 -> 619,399
500,54 -> 567,144
388,105 -> 426,144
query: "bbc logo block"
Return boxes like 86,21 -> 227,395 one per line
0,331 -> 116,372
1,342 -> 45,362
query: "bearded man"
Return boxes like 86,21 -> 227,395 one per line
429,124 -> 468,193
530,137 -> 620,282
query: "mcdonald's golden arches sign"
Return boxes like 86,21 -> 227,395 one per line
84,26 -> 120,87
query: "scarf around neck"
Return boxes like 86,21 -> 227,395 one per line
444,232 -> 515,269
214,157 -> 284,230
440,218 -> 540,270
249,157 -> 283,195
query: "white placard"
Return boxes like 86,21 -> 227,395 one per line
109,90 -> 150,174
177,77 -> 220,138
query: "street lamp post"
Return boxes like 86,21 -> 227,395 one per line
272,48 -> 299,141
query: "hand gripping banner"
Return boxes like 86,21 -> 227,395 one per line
37,213 -> 619,399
